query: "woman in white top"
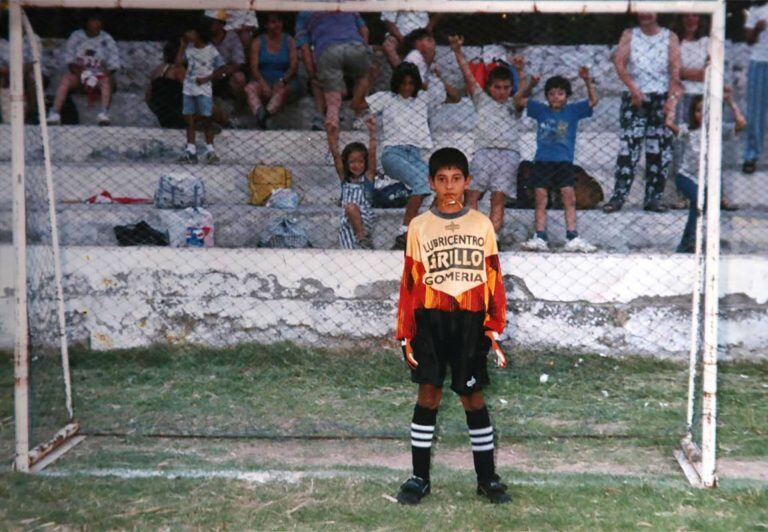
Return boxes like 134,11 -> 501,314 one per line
674,14 -> 709,122
604,12 -> 682,213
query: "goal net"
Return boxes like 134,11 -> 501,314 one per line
8,0 -> 726,486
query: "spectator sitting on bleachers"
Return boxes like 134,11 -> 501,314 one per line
222,9 -> 259,54
665,89 -> 746,253
295,11 -> 371,131
205,10 -> 247,108
146,41 -> 186,129
603,12 -> 682,214
402,29 -> 460,103
244,13 -> 300,129
366,62 -> 446,250
46,13 -> 121,126
380,11 -> 442,68
449,35 -> 521,238
514,66 -> 599,253
176,20 -> 227,165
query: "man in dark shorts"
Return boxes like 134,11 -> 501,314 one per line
395,147 -> 510,505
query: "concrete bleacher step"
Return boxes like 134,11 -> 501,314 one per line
2,203 -> 766,253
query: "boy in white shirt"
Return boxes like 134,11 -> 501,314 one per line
46,14 -> 121,126
381,12 -> 441,68
742,3 -> 768,174
175,22 -> 227,165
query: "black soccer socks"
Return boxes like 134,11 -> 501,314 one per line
411,404 -> 437,481
466,406 -> 496,483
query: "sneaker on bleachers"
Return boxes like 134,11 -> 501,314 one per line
357,234 -> 374,250
205,150 -> 220,165
182,149 -> 198,164
97,111 -> 111,126
311,115 -> 324,131
255,107 -> 268,130
391,233 -> 407,250
46,110 -> 61,125
563,237 -> 597,253
521,236 -> 549,252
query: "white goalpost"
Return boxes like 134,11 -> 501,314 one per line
10,0 -> 725,485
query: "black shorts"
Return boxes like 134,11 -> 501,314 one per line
529,161 -> 576,190
410,309 -> 491,396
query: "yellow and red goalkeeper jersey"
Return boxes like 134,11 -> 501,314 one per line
396,207 -> 507,340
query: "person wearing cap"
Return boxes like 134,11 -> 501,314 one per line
205,10 -> 247,106
46,13 -> 121,126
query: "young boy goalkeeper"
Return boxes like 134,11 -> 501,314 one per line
395,147 -> 509,505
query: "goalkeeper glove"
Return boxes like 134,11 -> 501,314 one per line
485,330 -> 507,369
401,338 -> 418,369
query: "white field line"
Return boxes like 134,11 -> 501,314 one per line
39,468 -> 353,484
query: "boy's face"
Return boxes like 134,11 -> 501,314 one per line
186,29 -> 203,46
546,88 -> 568,110
398,75 -> 417,98
488,78 -> 512,103
429,166 -> 471,206
85,18 -> 102,37
347,150 -> 366,177
415,36 -> 436,61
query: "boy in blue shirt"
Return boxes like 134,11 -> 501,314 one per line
514,66 -> 599,252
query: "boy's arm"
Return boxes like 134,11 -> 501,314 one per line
366,116 -> 378,181
324,123 -> 346,181
483,230 -> 507,368
449,35 -> 479,96
579,66 -> 599,108
512,56 -> 538,111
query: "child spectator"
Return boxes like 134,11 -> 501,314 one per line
381,12 -> 441,68
326,117 -> 378,249
206,11 -> 247,106
366,61 -> 446,250
176,22 -> 227,164
514,66 -> 599,253
395,147 -> 509,506
665,89 -> 746,253
401,29 -> 460,103
450,35 -> 521,237
245,13 -> 299,129
46,13 -> 121,126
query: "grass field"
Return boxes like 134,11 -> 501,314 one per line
1,344 -> 766,529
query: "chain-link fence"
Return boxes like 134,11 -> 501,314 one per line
4,4 -> 762,449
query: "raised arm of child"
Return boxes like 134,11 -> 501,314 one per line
325,123 -> 346,183
579,66 -> 599,108
366,115 -> 378,181
512,56 -> 539,112
174,34 -> 188,68
449,35 -> 480,96
725,86 -> 747,133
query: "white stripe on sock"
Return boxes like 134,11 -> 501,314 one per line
472,443 -> 495,452
411,431 -> 433,441
468,426 -> 493,436
411,440 -> 433,448
411,423 -> 435,432
470,434 -> 494,444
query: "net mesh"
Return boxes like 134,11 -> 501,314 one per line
7,5 -> 742,447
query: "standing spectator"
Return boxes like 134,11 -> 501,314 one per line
176,22 -> 227,164
665,90 -> 746,252
742,2 -> 768,174
205,10 -> 247,106
449,35 -> 521,236
514,67 -> 599,253
603,12 -> 682,213
401,29 -> 460,103
46,13 -> 121,126
381,12 -> 441,68
295,11 -> 371,131
145,40 -> 186,129
366,62 -> 446,250
244,13 -> 299,129
674,14 -> 709,121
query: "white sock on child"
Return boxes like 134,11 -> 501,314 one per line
206,144 -> 215,153
400,225 -> 408,235
186,143 -> 196,154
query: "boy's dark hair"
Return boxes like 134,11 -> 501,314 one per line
544,75 -> 572,97
403,28 -> 432,54
429,147 -> 469,179
390,62 -> 422,97
193,17 -> 213,44
688,95 -> 704,130
486,66 -> 512,87
341,142 -> 369,181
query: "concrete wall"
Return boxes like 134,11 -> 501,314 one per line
1,244 -> 766,359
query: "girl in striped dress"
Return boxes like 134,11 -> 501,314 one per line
325,117 -> 378,249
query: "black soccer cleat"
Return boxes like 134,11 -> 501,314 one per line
396,476 -> 431,505
477,476 -> 511,504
